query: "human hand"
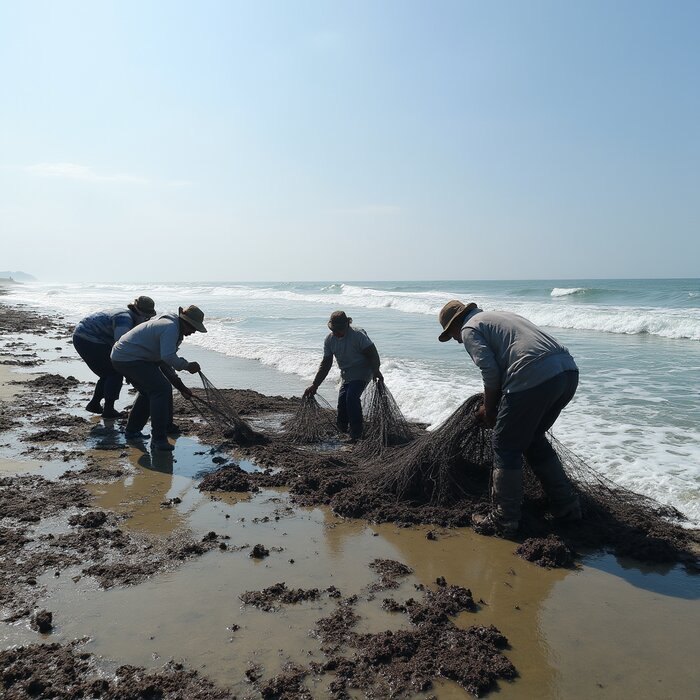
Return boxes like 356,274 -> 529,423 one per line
476,404 -> 496,428
303,384 -> 317,398
180,385 -> 194,399
186,362 -> 201,374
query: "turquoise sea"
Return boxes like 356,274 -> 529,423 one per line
4,278 -> 699,523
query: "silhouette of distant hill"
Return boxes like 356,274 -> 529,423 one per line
0,271 -> 35,282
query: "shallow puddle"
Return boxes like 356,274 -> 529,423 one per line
2,439 -> 698,699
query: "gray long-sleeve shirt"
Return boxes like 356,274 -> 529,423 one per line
110,313 -> 189,370
460,308 -> 577,394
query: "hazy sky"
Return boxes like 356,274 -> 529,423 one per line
1,1 -> 698,282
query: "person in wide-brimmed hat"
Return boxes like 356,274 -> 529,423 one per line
438,299 -> 581,537
111,305 -> 207,451
73,296 -> 157,419
304,310 -> 383,442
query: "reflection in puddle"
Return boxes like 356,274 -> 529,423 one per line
0,428 -> 697,698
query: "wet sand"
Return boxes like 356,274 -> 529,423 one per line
1,302 -> 699,699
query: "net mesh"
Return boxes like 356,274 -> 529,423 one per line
546,434 -> 693,551
362,393 -> 695,552
355,381 -> 418,460
363,393 -> 491,504
189,372 -> 268,445
283,393 -> 336,444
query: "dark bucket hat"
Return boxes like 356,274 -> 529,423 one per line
129,295 -> 156,319
328,310 -> 352,332
179,305 -> 207,333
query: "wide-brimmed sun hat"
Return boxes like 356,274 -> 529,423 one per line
328,310 -> 352,332
179,305 -> 207,333
129,295 -> 156,318
438,300 -> 477,342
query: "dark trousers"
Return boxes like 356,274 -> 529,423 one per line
492,370 -> 579,472
73,334 -> 123,403
337,379 -> 369,439
112,360 -> 172,440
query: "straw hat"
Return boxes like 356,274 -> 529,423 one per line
179,305 -> 207,333
438,300 -> 477,342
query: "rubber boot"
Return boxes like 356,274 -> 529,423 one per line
85,399 -> 102,414
473,468 -> 523,538
528,455 -> 581,521
101,400 -> 120,419
151,438 -> 174,452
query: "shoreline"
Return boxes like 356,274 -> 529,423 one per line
4,279 -> 699,526
0,299 -> 698,699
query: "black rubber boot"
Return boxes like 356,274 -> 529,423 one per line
528,455 -> 581,521
472,468 -> 523,538
125,431 -> 150,441
151,439 -> 174,452
102,401 -> 120,419
85,399 -> 102,414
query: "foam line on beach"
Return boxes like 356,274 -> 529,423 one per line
5,282 -> 700,341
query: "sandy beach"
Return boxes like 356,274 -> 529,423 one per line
0,299 -> 698,699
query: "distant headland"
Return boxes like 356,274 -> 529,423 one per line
0,271 -> 35,284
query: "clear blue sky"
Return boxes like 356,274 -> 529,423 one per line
1,0 -> 698,282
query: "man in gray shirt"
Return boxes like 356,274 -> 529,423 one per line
438,300 -> 581,537
111,305 -> 207,451
305,311 -> 383,442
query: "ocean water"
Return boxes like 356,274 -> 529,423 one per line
3,278 -> 699,524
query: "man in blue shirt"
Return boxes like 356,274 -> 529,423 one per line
305,311 -> 383,442
73,296 -> 156,418
438,299 -> 581,537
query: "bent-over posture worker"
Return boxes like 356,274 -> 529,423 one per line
438,300 -> 581,537
73,296 -> 156,418
304,311 -> 383,442
111,305 -> 207,451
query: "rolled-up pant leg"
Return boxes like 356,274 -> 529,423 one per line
73,334 -> 123,403
113,360 -> 172,440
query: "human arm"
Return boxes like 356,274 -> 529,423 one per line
304,355 -> 333,397
462,328 -> 502,426
159,320 -> 191,371
159,362 -> 194,398
475,387 -> 501,427
112,312 -> 134,344
361,343 -> 383,382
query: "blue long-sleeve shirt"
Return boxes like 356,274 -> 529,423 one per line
73,308 -> 139,346
460,308 -> 577,394
110,313 -> 189,370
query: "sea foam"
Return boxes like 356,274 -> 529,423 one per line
551,287 -> 587,297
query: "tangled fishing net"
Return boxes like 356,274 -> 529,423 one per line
283,393 -> 336,444
546,435 -> 699,562
360,392 -> 699,565
354,381 -> 417,460
364,393 -> 491,504
189,372 -> 268,445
